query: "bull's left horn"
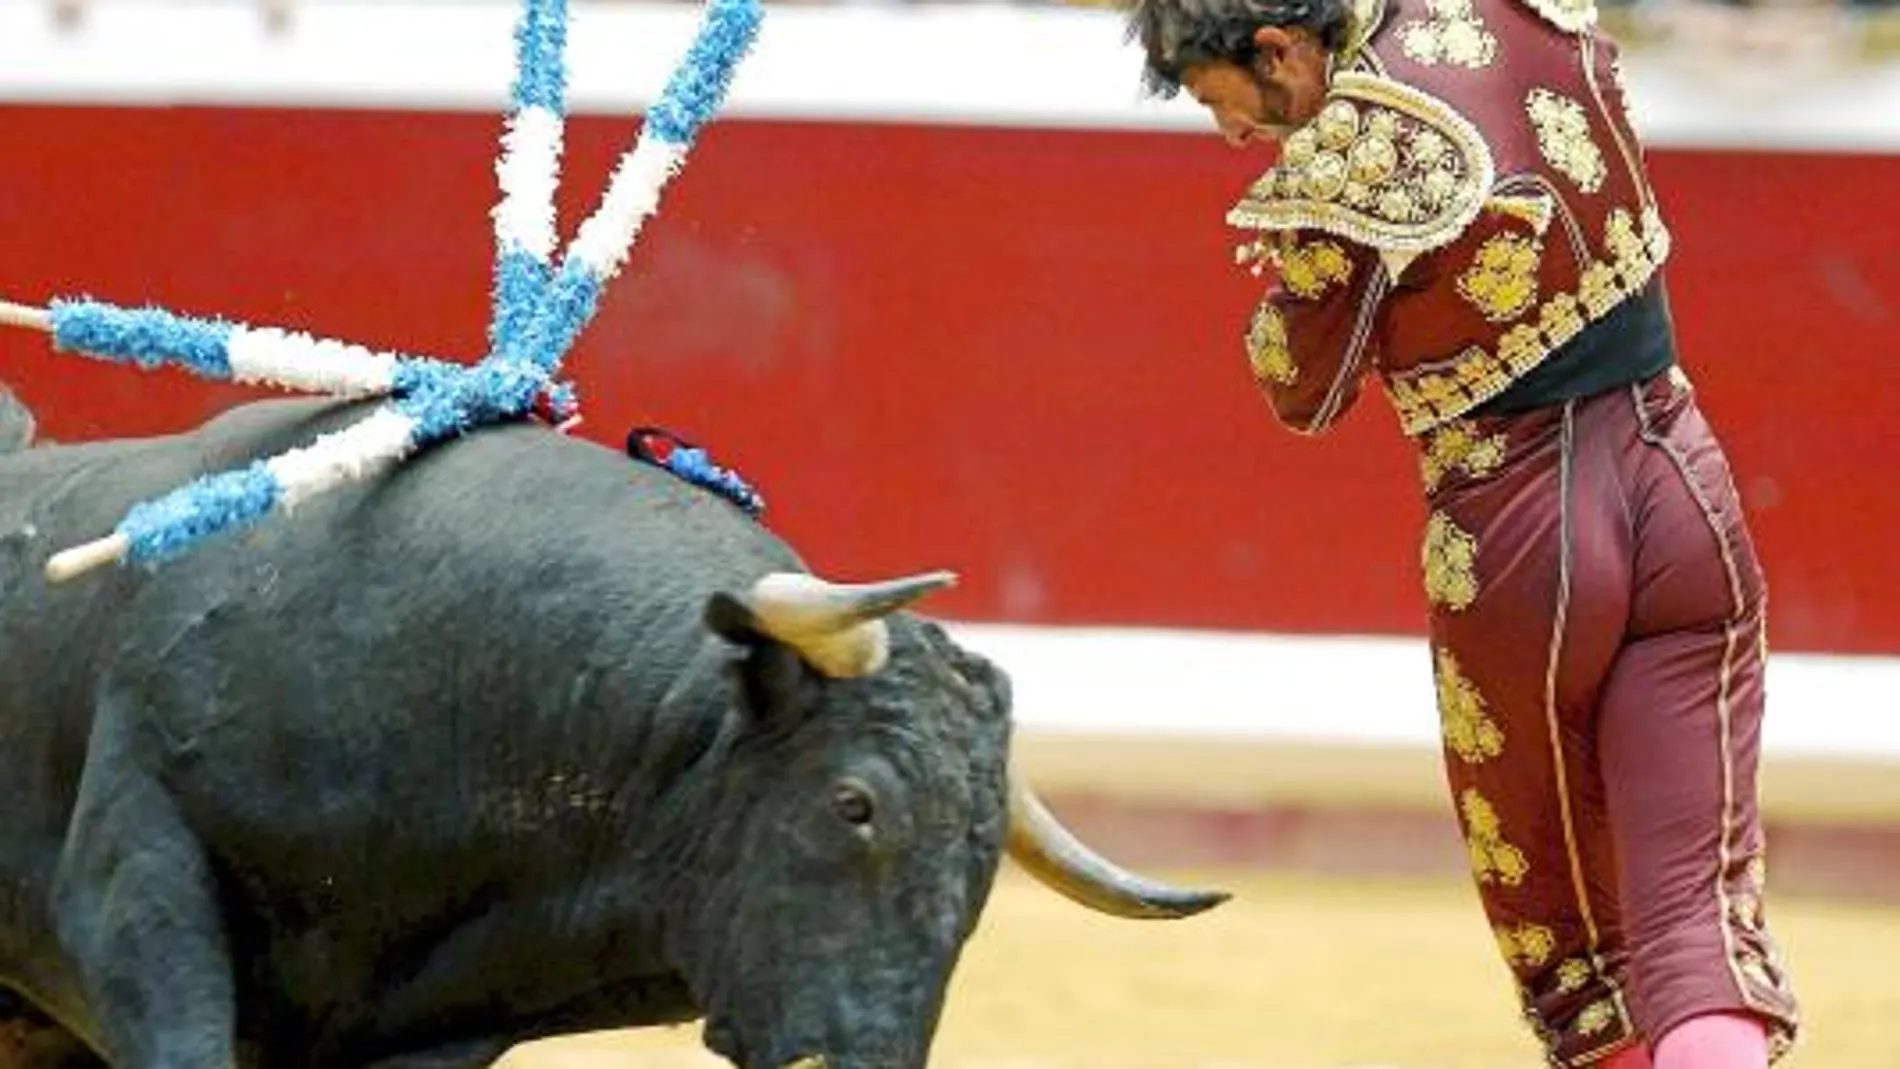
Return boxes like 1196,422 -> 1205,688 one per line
746,570 -> 957,678
1006,767 -> 1230,920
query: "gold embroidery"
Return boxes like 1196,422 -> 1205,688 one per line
1741,955 -> 1778,996
1436,649 -> 1503,763
1496,923 -> 1556,969
1280,239 -> 1355,299
1410,127 -> 1450,167
1247,302 -> 1297,386
1457,233 -> 1544,323
1604,208 -> 1647,275
1461,788 -> 1529,886
1423,511 -> 1479,611
1541,291 -> 1585,347
1314,98 -> 1361,150
1365,108 -> 1402,142
1526,89 -> 1607,193
1419,421 -> 1507,493
1485,192 -> 1556,235
1518,0 -> 1598,33
1576,999 -> 1617,1036
1386,204 -> 1672,435
1419,167 -> 1459,205
1303,151 -> 1351,201
1399,0 -> 1499,68
1577,261 -> 1621,318
1557,958 -> 1593,993
1227,72 -> 1495,256
1376,187 -> 1416,223
1349,134 -> 1400,185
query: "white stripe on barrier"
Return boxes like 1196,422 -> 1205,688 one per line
2,3 -> 1898,153
943,621 -> 1900,761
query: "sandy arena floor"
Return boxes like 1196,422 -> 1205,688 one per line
500,870 -> 1900,1069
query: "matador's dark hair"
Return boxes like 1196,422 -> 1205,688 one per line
1123,0 -> 1354,98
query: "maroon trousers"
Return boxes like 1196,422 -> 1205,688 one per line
1415,368 -> 1799,1066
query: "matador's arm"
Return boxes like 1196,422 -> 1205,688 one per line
1238,229 -> 1389,436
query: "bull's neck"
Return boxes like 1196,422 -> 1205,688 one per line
404,665 -> 738,1037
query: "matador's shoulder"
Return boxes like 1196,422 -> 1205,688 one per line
1224,68 -> 1496,275
1227,0 -> 1675,437
1226,0 -> 1607,276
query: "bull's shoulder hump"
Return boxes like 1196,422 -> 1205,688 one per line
0,384 -> 34,454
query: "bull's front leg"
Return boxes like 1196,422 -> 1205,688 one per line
50,716 -> 239,1069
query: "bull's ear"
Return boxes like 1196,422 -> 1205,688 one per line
703,589 -> 764,647
704,589 -> 812,724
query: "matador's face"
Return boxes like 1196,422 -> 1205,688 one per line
1180,26 -> 1332,149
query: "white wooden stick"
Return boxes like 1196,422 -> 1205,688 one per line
45,532 -> 130,583
0,300 -> 52,332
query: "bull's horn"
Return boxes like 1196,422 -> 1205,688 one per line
747,570 -> 957,679
1006,767 -> 1230,920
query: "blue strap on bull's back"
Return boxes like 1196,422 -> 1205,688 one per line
626,427 -> 765,519
8,0 -> 768,580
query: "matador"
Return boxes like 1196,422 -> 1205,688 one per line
1123,0 -> 1802,1063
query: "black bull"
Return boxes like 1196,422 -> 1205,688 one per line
0,389 -> 1226,1069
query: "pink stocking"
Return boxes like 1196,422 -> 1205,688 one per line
1652,1012 -> 1769,1069
1602,1043 -> 1655,1069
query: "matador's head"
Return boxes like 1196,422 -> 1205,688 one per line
1124,0 -> 1355,147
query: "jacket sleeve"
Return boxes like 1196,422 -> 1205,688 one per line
1241,229 -> 1389,436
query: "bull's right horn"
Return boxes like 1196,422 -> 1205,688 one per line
742,570 -> 957,679
1006,767 -> 1230,920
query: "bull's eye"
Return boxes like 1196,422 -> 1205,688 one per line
831,782 -> 875,827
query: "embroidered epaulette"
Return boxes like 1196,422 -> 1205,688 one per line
1225,72 -> 1495,267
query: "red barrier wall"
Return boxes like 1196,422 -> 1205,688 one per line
2,104 -> 1895,653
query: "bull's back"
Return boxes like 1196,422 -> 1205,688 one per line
0,395 -> 357,699
3,389 -> 782,787
0,385 -> 33,454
